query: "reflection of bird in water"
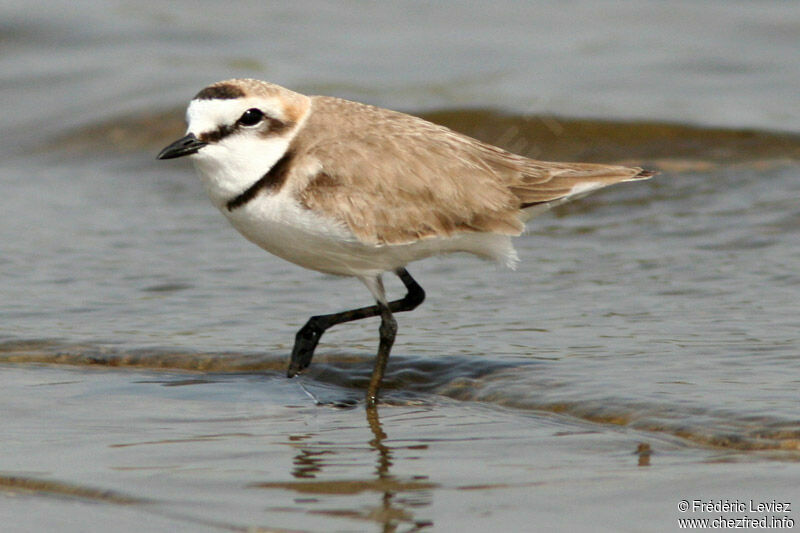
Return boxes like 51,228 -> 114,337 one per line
255,405 -> 435,530
636,442 -> 652,467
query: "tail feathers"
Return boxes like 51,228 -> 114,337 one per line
631,168 -> 656,180
514,164 -> 653,207
515,164 -> 655,219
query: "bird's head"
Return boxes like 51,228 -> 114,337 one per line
157,79 -> 310,204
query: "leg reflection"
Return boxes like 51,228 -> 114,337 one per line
366,403 -> 391,479
259,406 -> 435,530
365,404 -> 434,532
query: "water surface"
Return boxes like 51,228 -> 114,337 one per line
2,1 -> 799,531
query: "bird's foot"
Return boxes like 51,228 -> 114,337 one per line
287,320 -> 325,377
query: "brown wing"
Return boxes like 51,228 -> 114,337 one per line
294,96 -> 651,246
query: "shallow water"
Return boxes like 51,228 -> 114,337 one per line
2,1 -> 800,531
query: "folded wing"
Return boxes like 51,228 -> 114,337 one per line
295,96 -> 653,245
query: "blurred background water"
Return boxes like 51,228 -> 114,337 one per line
1,1 -> 799,531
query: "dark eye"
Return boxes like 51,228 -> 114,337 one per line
238,108 -> 264,126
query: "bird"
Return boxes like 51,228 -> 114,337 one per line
157,78 -> 653,406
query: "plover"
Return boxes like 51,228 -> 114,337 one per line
158,78 -> 653,405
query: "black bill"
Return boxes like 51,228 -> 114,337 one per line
157,133 -> 208,160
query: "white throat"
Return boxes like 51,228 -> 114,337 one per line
184,99 -> 298,211
192,136 -> 290,210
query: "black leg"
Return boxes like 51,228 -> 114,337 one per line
366,303 -> 397,406
287,268 -> 425,377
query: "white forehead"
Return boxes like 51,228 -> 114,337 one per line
185,97 -> 286,134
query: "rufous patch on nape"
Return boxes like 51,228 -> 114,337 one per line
158,78 -> 654,406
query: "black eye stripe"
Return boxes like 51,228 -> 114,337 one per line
262,117 -> 291,135
197,111 -> 293,144
199,124 -> 235,144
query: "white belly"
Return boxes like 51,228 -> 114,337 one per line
222,191 -> 519,277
